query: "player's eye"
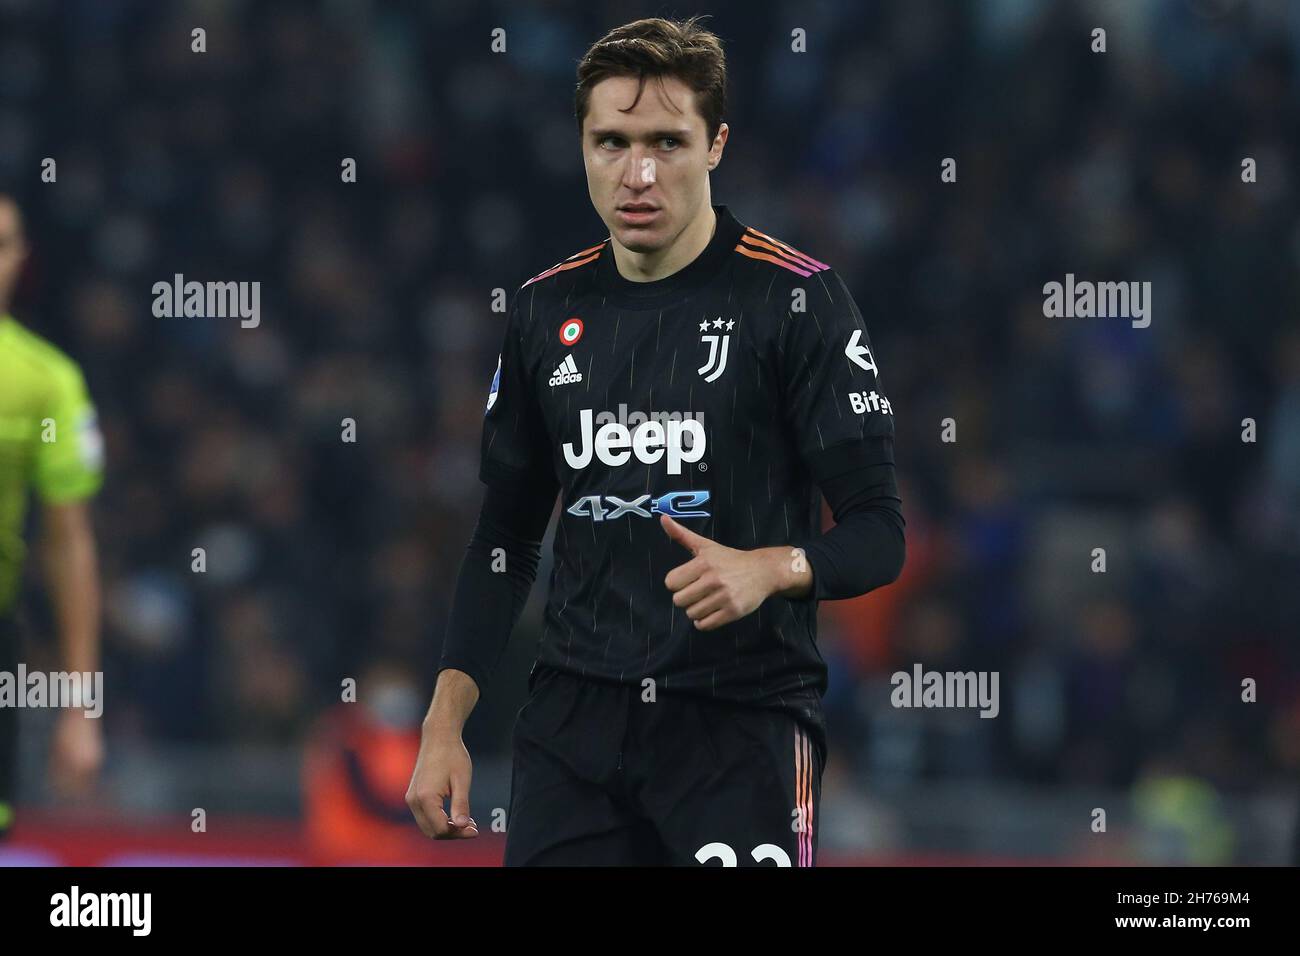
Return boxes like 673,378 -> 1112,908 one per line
598,136 -> 625,149
658,137 -> 680,150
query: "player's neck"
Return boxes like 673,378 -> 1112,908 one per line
610,204 -> 717,284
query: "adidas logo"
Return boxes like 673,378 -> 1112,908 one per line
549,353 -> 583,387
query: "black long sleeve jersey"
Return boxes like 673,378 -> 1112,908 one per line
440,204 -> 903,760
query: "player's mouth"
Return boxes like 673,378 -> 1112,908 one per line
617,203 -> 660,226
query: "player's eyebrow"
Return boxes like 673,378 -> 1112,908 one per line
589,128 -> 692,141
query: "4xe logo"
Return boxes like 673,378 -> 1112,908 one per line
562,408 -> 706,475
567,490 -> 711,522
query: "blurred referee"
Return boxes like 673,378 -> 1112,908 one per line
0,191 -> 105,839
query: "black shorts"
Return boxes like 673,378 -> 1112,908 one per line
503,665 -> 825,867
0,613 -> 18,838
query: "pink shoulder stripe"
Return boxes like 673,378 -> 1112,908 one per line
734,243 -> 814,276
741,227 -> 830,272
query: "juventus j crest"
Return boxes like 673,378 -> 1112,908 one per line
698,315 -> 735,382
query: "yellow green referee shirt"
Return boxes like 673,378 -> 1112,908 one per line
0,314 -> 104,616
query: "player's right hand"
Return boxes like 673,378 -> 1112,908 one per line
406,727 -> 479,839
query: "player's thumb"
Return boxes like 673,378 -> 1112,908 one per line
449,772 -> 473,827
660,514 -> 705,553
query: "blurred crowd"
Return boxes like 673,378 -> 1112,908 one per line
0,0 -> 1296,843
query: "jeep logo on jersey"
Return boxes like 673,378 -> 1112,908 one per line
563,408 -> 706,475
559,317 -> 584,346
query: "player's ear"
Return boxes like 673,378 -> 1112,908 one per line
706,122 -> 727,170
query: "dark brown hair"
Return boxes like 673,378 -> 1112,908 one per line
574,16 -> 727,144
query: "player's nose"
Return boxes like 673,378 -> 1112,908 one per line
619,148 -> 657,191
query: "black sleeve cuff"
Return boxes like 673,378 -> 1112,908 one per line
792,456 -> 906,602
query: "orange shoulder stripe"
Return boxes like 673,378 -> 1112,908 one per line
735,244 -> 814,276
523,242 -> 607,287
738,233 -> 825,275
740,227 -> 829,272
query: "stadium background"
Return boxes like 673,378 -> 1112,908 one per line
0,0 -> 1297,865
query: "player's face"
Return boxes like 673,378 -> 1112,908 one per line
0,200 -> 28,309
582,74 -> 726,254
